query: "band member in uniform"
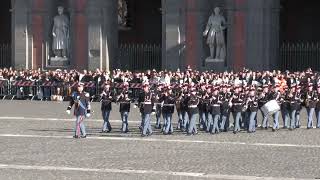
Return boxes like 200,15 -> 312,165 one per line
208,87 -> 221,134
270,85 -> 281,131
66,82 -> 91,138
230,86 -> 244,134
295,85 -> 303,128
155,84 -> 163,129
288,85 -> 299,130
202,87 -> 212,132
305,83 -> 317,129
258,84 -> 269,129
117,82 -> 131,133
175,85 -> 184,130
101,83 -> 113,133
138,83 -> 155,137
199,84 -> 208,130
187,87 -> 199,136
280,86 -> 290,129
159,86 -> 175,134
181,85 -> 190,131
247,87 -> 258,133
220,85 -> 231,132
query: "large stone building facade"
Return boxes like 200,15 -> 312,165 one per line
9,0 -> 315,71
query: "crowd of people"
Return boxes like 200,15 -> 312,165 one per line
20,66 -> 317,138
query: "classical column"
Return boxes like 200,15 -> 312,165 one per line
86,0 -> 103,70
246,0 -> 280,70
233,0 -> 247,71
185,0 -> 197,69
31,0 -> 45,69
71,0 -> 87,70
11,0 -> 30,69
103,0 -> 118,71
162,0 -> 185,70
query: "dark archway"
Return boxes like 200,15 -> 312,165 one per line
280,0 -> 320,42
0,0 -> 11,68
280,0 -> 320,71
118,0 -> 162,71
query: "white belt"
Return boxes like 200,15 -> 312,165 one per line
188,105 -> 198,108
143,102 -> 152,105
234,103 -> 242,105
163,104 -> 174,106
212,104 -> 220,107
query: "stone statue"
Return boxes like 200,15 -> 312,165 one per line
203,7 -> 227,61
52,6 -> 69,58
118,0 -> 128,27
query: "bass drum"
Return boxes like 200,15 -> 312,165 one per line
261,100 -> 280,115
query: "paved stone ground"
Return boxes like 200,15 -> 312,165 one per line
0,100 -> 320,180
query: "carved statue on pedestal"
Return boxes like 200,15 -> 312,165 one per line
203,7 -> 227,62
52,6 -> 69,58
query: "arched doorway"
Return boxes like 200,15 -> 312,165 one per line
0,0 -> 11,68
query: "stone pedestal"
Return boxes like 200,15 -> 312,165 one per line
49,57 -> 69,67
203,58 -> 226,72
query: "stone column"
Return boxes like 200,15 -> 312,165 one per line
102,0 -> 118,71
11,0 -> 31,69
71,0 -> 87,70
162,0 -> 185,71
86,0 -> 103,70
31,0 -> 45,69
246,0 -> 280,70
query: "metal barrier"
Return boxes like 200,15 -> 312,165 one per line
119,43 -> 161,71
0,80 -> 165,102
0,80 -> 10,100
280,42 -> 320,71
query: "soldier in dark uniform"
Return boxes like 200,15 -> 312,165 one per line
66,82 -> 91,138
241,86 -> 250,130
208,87 -> 221,134
258,84 -> 270,129
138,83 -> 155,137
230,86 -> 244,134
294,85 -> 303,128
175,85 -> 183,130
181,85 -> 190,131
270,85 -> 281,131
186,87 -> 199,136
288,85 -> 299,130
305,83 -> 317,129
280,86 -> 290,129
100,83 -> 113,133
247,87 -> 258,133
220,85 -> 231,132
117,82 -> 131,133
198,84 -> 208,130
155,84 -> 163,129
159,86 -> 175,134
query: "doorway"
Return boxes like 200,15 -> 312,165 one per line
118,0 -> 162,71
0,0 -> 11,68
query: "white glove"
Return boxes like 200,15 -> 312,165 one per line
133,105 -> 137,108
151,112 -> 156,115
66,110 -> 71,115
86,113 -> 91,118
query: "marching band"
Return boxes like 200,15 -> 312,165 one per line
66,77 -> 320,138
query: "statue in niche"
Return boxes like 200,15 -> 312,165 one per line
203,7 -> 227,61
52,6 -> 69,58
